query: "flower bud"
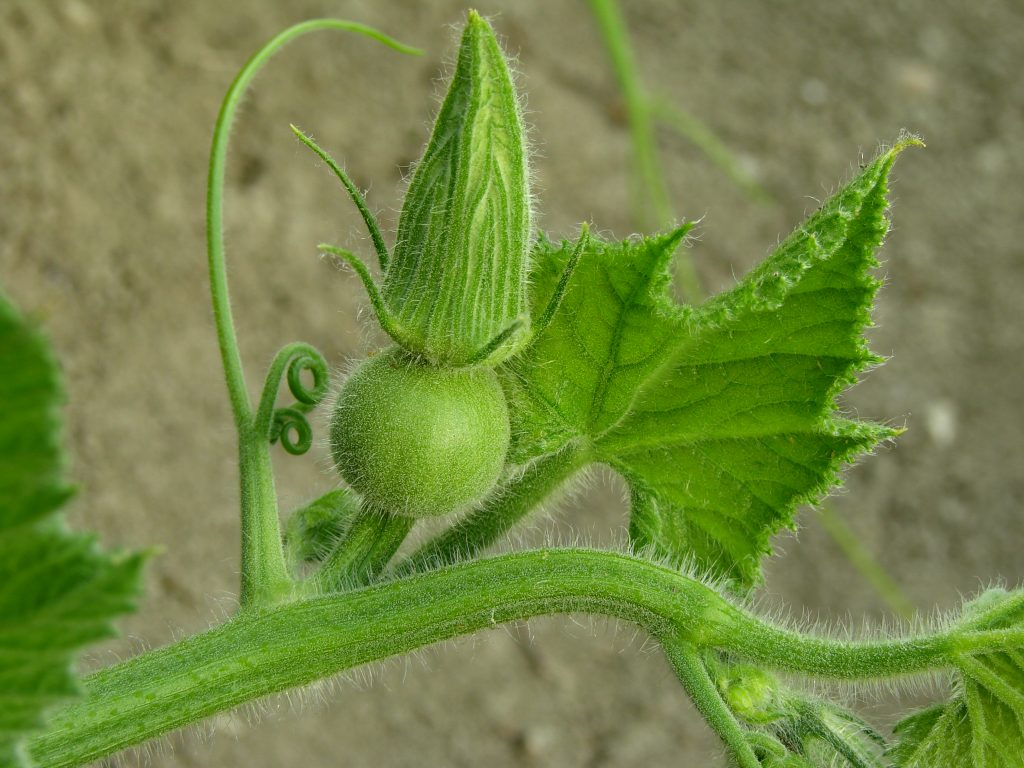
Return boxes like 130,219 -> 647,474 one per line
383,10 -> 530,367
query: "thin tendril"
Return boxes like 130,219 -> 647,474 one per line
291,125 -> 391,272
255,342 -> 329,454
271,406 -> 314,455
206,20 -> 420,429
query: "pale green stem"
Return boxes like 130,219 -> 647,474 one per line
586,0 -> 671,227
203,19 -> 420,607
312,509 -> 415,592
396,445 -> 589,575
661,641 -> 760,768
30,548 -> 985,768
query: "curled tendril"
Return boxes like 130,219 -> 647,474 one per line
286,350 -> 328,405
255,342 -> 329,454
270,406 -> 314,455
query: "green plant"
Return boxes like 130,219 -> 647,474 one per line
3,10 -> 1023,768
586,0 -> 912,620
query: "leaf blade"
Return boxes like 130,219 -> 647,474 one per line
504,138 -> 917,588
0,291 -> 144,767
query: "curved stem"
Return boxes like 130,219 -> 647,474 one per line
206,19 -> 418,429
661,641 -> 760,768
395,446 -> 589,575
30,548 -> 977,768
312,508 -> 415,592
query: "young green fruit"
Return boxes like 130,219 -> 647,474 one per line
329,347 -> 510,517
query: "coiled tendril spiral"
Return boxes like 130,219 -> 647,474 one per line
255,342 -> 329,455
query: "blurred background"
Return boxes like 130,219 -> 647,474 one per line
2,0 -> 1022,765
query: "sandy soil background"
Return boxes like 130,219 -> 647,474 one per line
2,1 -> 1023,765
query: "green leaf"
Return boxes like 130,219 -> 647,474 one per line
0,291 -> 144,767
504,138 -> 918,588
890,588 -> 1024,768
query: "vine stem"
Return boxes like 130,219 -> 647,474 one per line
395,445 -> 590,575
661,642 -> 760,768
30,548 -> 987,768
203,19 -> 420,607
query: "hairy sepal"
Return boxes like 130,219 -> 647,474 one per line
383,10 -> 530,367
503,138 -> 918,590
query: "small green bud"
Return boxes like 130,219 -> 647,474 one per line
384,10 -> 531,367
716,664 -> 789,725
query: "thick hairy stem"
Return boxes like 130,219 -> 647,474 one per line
204,19 -> 419,606
396,446 -> 589,574
31,548 -> 984,768
237,425 -> 292,606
